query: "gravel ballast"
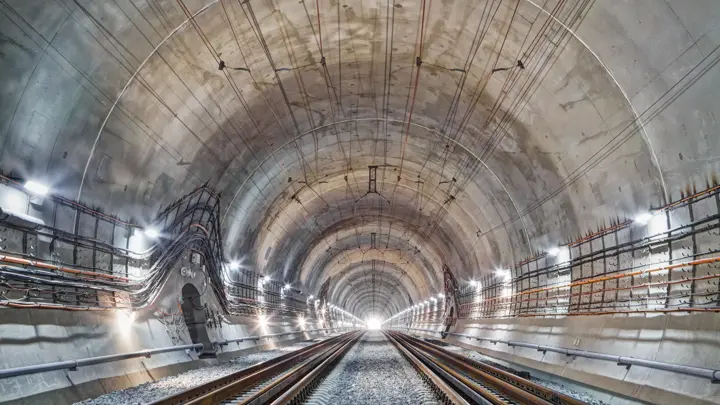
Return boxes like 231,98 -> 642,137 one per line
74,339 -> 327,405
302,331 -> 440,405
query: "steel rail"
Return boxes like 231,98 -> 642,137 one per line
386,331 -> 472,405
388,331 -> 585,405
390,331 -> 522,405
228,331 -> 362,405
402,327 -> 720,382
398,340 -> 510,405
397,332 -> 587,405
149,331 -> 359,405
265,331 -> 360,404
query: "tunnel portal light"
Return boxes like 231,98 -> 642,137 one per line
634,212 -> 655,225
144,227 -> 160,239
24,180 -> 49,196
366,317 -> 382,330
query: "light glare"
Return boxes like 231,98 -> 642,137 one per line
144,228 -> 160,239
116,310 -> 136,331
634,212 -> 654,225
366,317 -> 382,330
495,269 -> 511,282
24,180 -> 48,196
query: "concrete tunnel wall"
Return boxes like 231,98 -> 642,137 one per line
1,0 -> 720,404
0,251 -> 336,404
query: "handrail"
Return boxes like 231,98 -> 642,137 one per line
0,343 -> 203,379
396,327 -> 720,382
213,327 -> 353,346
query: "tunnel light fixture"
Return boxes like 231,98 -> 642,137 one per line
258,314 -> 267,327
24,180 -> 49,196
284,283 -> 291,290
437,293 -> 445,298
634,211 -> 655,225
229,261 -> 240,270
144,227 -> 160,239
116,310 -> 136,330
298,317 -> 306,327
495,269 -> 511,282
547,246 -> 561,256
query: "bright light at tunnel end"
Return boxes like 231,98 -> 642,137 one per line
366,317 -> 382,330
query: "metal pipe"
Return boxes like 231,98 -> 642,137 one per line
399,327 -> 720,382
213,327 -> 349,346
0,343 -> 203,379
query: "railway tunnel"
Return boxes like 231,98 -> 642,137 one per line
0,0 -> 719,404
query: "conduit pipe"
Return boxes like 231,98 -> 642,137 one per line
214,327 -> 352,347
0,343 -> 203,379
399,327 -> 720,382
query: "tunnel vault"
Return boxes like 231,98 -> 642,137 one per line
4,0 -> 711,324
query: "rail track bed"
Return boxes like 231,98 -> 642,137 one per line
149,330 -> 593,405
149,331 -> 362,405
385,331 -> 590,405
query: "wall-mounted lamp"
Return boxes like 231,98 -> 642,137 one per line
634,212 -> 655,225
144,227 -> 160,239
495,269 -> 511,282
24,180 -> 48,196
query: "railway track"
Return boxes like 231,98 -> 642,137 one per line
385,331 -> 589,405
149,331 -> 363,405
148,330 -> 590,405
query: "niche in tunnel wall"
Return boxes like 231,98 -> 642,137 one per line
181,283 -> 214,357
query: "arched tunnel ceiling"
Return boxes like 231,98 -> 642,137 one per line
2,0 -> 718,320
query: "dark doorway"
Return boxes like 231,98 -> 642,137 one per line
442,307 -> 454,338
181,283 -> 214,356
